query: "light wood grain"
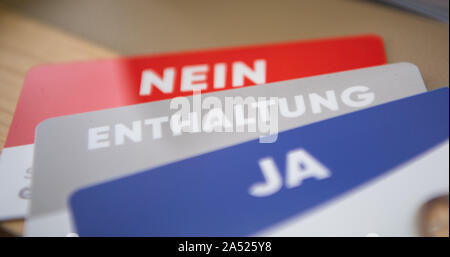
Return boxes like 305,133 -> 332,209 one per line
3,0 -> 448,89
0,5 -> 117,236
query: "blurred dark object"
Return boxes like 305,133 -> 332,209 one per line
0,227 -> 13,237
376,0 -> 449,23
419,194 -> 449,237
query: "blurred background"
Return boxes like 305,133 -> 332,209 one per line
0,0 -> 448,236
0,0 -> 448,87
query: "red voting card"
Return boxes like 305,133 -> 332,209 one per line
0,34 -> 385,220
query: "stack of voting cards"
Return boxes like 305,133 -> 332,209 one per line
0,34 -> 385,220
0,34 -> 447,237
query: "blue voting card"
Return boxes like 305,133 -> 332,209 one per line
69,88 -> 449,237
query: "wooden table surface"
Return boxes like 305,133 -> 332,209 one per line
0,1 -> 448,236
